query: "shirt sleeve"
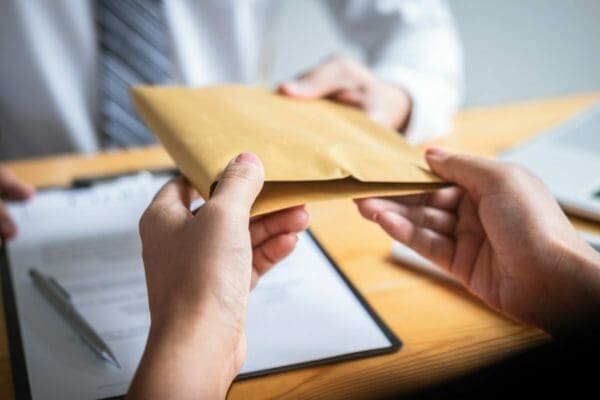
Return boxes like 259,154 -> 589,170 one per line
322,0 -> 465,144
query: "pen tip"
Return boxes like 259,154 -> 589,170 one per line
109,357 -> 121,369
102,351 -> 121,369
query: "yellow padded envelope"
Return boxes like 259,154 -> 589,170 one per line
131,85 -> 446,216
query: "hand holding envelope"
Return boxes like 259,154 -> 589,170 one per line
131,85 -> 447,216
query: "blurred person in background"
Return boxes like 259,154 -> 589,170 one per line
0,0 -> 463,240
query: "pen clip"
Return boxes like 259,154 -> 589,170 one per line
48,277 -> 71,302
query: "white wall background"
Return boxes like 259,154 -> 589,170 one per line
270,0 -> 600,107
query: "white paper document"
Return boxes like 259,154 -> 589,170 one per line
3,173 -> 397,399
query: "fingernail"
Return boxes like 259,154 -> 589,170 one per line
371,212 -> 379,223
426,147 -> 447,160
234,152 -> 260,167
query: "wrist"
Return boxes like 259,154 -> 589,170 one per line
149,308 -> 242,388
129,307 -> 242,399
537,240 -> 600,337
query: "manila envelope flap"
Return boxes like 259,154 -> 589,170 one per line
131,85 -> 446,215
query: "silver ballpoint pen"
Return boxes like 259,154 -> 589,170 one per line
29,269 -> 121,368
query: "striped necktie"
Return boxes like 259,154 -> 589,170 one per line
96,0 -> 172,147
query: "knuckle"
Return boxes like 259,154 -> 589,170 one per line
203,200 -> 233,222
449,153 -> 472,166
500,163 -> 527,183
506,162 -> 530,178
260,246 -> 278,267
138,208 -> 154,236
328,55 -> 357,73
138,203 -> 173,235
504,162 -> 523,175
406,226 -> 419,249
444,153 -> 462,167
505,162 -> 540,187
484,174 -> 511,195
424,234 -> 436,261
420,209 -> 433,229
261,217 -> 276,237
327,54 -> 347,64
221,163 -> 255,182
490,167 -> 511,184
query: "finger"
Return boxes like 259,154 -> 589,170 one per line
0,169 -> 35,200
425,148 -> 506,201
250,205 -> 309,247
141,177 -> 194,230
150,176 -> 196,211
187,183 -> 201,201
356,198 -> 457,235
251,233 -> 299,288
0,202 -> 17,239
210,152 -> 264,217
278,57 -> 367,99
354,187 -> 463,213
355,197 -> 400,221
385,187 -> 464,212
331,89 -> 363,106
377,211 -> 455,269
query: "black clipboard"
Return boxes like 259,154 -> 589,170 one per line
0,172 -> 401,400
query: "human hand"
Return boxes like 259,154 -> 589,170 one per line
0,167 -> 35,242
279,56 -> 412,131
128,153 -> 309,399
355,148 -> 600,336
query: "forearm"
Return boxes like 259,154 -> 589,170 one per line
127,317 -> 236,399
368,9 -> 464,143
540,245 -> 600,337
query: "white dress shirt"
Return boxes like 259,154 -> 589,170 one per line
0,0 -> 463,160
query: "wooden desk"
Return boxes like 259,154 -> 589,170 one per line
1,93 -> 599,399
